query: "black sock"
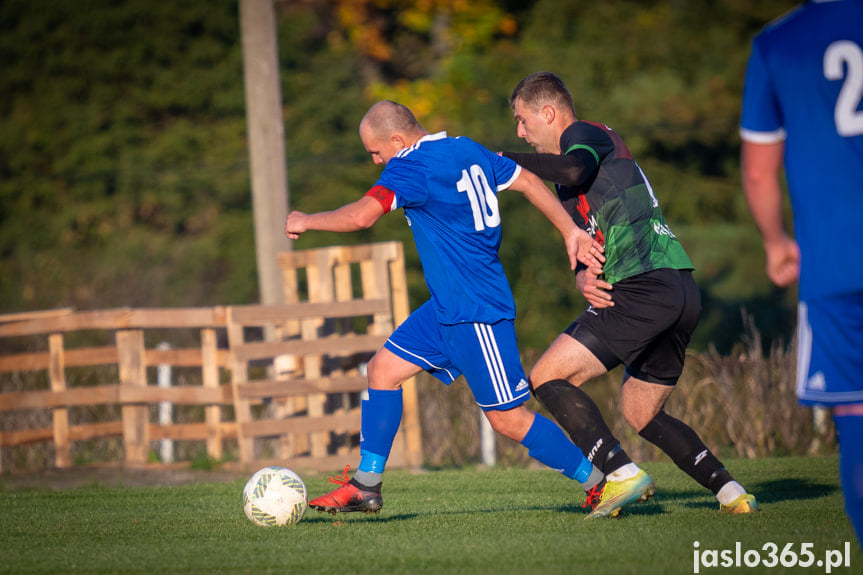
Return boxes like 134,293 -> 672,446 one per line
532,379 -> 632,475
638,410 -> 733,494
350,478 -> 382,493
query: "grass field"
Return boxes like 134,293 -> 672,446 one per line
0,456 -> 859,575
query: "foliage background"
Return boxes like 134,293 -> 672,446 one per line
1,0 -> 802,355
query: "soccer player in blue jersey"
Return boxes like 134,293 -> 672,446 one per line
740,0 -> 863,547
285,100 -> 651,518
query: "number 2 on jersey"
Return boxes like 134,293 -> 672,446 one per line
457,165 -> 501,231
825,40 -> 863,137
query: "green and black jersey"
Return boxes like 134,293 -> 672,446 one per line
556,121 -> 693,284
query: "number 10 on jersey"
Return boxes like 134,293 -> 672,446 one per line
458,165 -> 501,231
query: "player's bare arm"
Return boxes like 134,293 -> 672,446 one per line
285,196 -> 385,239
741,140 -> 800,287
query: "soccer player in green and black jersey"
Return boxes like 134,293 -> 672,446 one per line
502,72 -> 757,515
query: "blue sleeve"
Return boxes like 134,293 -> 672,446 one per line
740,37 -> 783,137
375,159 -> 428,209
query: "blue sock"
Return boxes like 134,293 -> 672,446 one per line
358,388 -> 403,475
835,414 -> 863,548
520,413 -> 597,487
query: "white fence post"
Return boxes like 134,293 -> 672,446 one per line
480,409 -> 496,467
157,341 -> 174,463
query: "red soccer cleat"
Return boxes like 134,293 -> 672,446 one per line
309,465 -> 383,515
582,481 -> 604,512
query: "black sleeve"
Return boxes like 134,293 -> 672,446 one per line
501,148 -> 598,187
573,261 -> 588,276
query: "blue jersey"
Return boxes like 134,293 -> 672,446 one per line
740,0 -> 863,301
374,132 -> 521,325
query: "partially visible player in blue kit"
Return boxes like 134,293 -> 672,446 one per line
285,100 -> 651,518
740,0 -> 863,547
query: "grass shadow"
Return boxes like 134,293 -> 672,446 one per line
635,477 -> 838,512
749,477 -> 837,504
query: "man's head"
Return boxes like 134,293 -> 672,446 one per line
359,100 -> 426,165
509,72 -> 576,154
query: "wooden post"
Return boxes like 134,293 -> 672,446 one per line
48,333 -> 71,468
117,329 -> 149,464
333,254 -> 354,456
227,308 -> 255,463
360,247 -> 394,336
275,251 -> 305,459
201,328 -> 223,461
302,251 -> 334,459
240,0 -> 291,308
389,243 -> 423,467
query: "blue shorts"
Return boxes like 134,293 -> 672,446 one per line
384,301 -> 531,411
796,294 -> 863,406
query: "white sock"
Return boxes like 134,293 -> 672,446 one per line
607,463 -> 640,482
716,481 -> 746,505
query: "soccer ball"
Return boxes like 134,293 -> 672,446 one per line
242,466 -> 308,526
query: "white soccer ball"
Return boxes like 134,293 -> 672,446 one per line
242,466 -> 308,526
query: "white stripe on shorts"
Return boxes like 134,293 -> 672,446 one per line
474,323 -> 512,405
385,339 -> 458,383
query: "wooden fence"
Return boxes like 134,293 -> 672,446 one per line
0,241 -> 422,474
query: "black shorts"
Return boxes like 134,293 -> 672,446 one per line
565,268 -> 701,385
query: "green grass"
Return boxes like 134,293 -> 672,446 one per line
0,456 -> 859,575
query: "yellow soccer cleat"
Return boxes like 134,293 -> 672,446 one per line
584,470 -> 656,519
720,493 -> 758,514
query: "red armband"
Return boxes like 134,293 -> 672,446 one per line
365,185 -> 396,213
